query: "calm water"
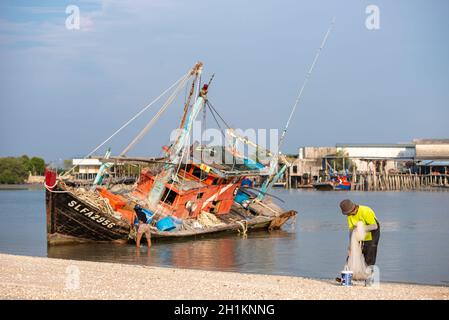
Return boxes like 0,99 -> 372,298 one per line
1,189 -> 448,285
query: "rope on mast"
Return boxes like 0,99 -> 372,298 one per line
207,102 -> 226,139
120,74 -> 191,156
206,100 -> 232,129
278,17 -> 335,151
63,70 -> 192,177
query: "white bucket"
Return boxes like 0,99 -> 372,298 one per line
341,270 -> 353,286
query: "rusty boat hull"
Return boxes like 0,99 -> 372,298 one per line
46,187 -> 132,245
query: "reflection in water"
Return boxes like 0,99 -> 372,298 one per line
47,230 -> 295,274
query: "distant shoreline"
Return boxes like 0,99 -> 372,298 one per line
0,253 -> 448,300
0,184 -> 44,190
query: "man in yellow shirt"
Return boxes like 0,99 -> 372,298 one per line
340,199 -> 380,266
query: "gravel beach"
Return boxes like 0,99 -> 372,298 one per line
1,253 -> 448,300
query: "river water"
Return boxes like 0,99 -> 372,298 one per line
0,188 -> 448,285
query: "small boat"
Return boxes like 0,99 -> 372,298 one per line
45,62 -> 297,245
272,182 -> 287,188
334,176 -> 351,191
313,175 -> 351,191
312,182 -> 334,191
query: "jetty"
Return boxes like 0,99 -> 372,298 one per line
282,140 -> 449,191
350,172 -> 449,191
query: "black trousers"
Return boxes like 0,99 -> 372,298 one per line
362,220 -> 380,266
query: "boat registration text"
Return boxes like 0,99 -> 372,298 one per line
67,200 -> 116,229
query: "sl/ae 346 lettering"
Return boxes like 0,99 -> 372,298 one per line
174,304 -> 275,317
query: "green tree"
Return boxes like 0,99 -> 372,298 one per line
0,157 -> 28,184
19,155 -> 32,172
0,155 -> 47,184
29,157 -> 45,175
0,169 -> 18,184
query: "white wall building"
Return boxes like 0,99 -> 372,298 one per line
336,143 -> 416,173
413,139 -> 449,160
72,158 -> 102,180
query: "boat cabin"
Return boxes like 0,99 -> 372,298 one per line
134,163 -> 242,219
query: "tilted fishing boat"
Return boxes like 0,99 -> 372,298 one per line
45,62 -> 297,245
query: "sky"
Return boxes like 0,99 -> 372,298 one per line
0,0 -> 448,163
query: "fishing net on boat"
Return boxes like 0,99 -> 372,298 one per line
68,186 -> 115,216
198,211 -> 224,227
180,219 -> 199,231
346,221 -> 371,280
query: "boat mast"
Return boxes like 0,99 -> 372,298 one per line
167,62 -> 204,164
91,147 -> 112,190
147,62 -> 205,206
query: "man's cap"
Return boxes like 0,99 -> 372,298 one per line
340,199 -> 356,214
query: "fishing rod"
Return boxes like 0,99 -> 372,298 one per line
256,18 -> 335,201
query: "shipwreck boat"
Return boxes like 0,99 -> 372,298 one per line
45,163 -> 296,244
45,62 -> 297,245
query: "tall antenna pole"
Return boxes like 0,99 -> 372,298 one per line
278,17 -> 335,151
256,18 -> 335,201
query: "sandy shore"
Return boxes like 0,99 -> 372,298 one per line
1,253 -> 448,300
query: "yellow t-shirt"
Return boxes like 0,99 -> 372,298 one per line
347,205 -> 377,241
